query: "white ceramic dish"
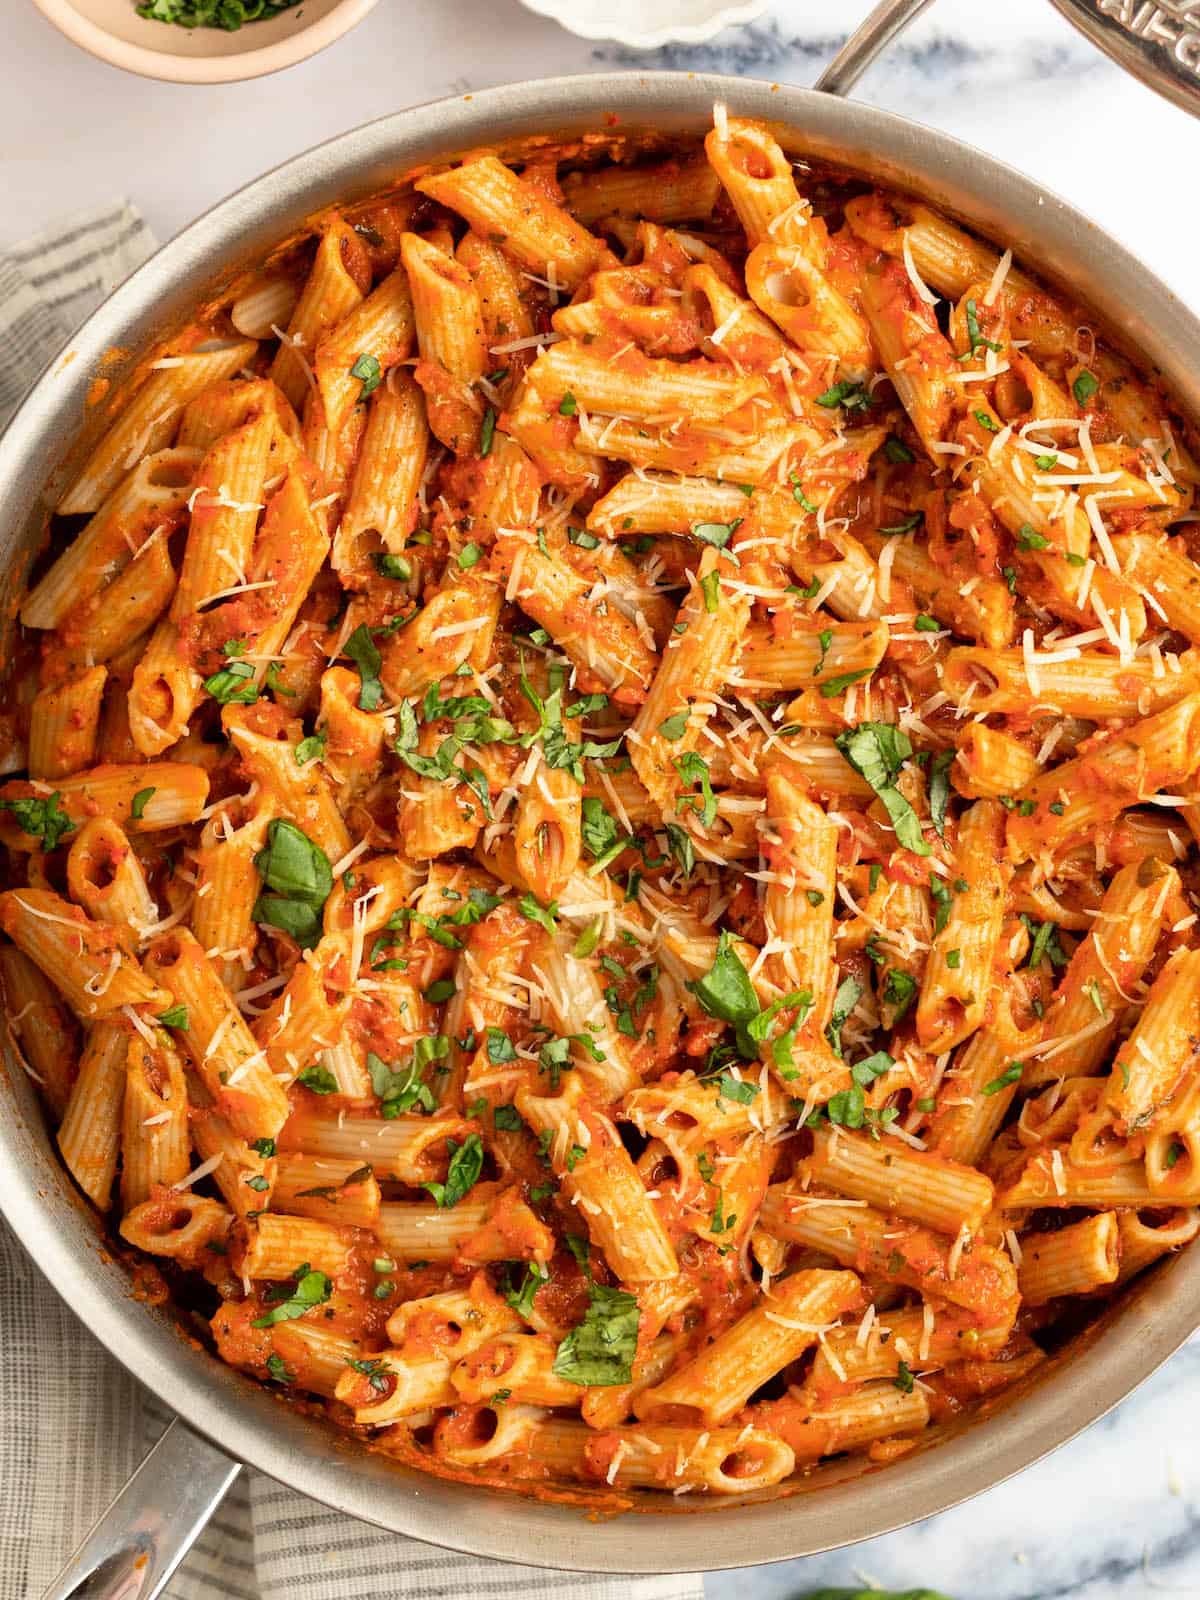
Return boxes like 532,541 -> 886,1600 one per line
30,0 -> 380,84
518,0 -> 768,49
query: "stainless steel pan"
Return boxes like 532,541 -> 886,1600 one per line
4,0 -> 1200,1592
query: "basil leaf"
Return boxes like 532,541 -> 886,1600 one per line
157,1004 -> 189,1030
344,624 -> 384,711
692,519 -> 741,550
373,552 -> 412,580
297,1064 -> 338,1095
255,820 -> 332,905
295,732 -> 326,766
835,722 -> 930,857
350,352 -> 382,399
251,1264 -> 332,1327
367,1051 -> 436,1117
551,1279 -> 640,1387
0,791 -> 75,851
826,975 -> 863,1058
687,931 -> 760,1059
131,787 -> 156,820
1073,370 -> 1099,406
929,748 -> 954,839
422,1133 -> 484,1208
203,659 -> 258,706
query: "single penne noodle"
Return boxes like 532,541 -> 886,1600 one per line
143,927 -> 290,1141
416,155 -> 607,290
59,343 -> 255,517
528,340 -> 766,427
433,1402 -> 547,1467
57,1017 -> 128,1208
28,666 -> 106,781
998,1146 -> 1200,1208
269,216 -> 368,410
917,800 -> 1008,1053
451,1332 -> 580,1407
66,817 -> 159,940
517,1082 -> 678,1282
335,373 -> 429,577
0,889 -> 168,1020
26,447 -> 201,631
759,1185 -> 1018,1320
705,116 -> 817,252
636,1268 -> 862,1426
805,1303 -> 1009,1395
1030,858 -> 1176,1088
491,528 -> 655,701
563,156 -> 721,226
121,1030 -> 190,1210
746,241 -> 871,372
518,1417 -> 797,1495
457,230 -> 534,350
279,1110 -> 477,1186
177,377 -> 301,452
1107,946 -> 1200,1137
55,533 -> 177,667
943,643 -> 1200,719
1016,1212 -> 1120,1304
805,1126 -> 994,1236
119,1192 -> 232,1259
760,770 -> 838,1022
172,410 -> 275,619
0,946 -> 78,1118
1115,1207 -> 1200,1284
240,1212 -> 353,1281
335,1351 -> 456,1425
315,265 -> 415,434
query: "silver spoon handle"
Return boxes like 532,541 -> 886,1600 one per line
1048,0 -> 1200,121
814,0 -> 937,97
40,1417 -> 241,1600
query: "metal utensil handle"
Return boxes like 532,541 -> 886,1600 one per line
814,0 -> 937,97
1048,0 -> 1200,122
41,1417 -> 242,1600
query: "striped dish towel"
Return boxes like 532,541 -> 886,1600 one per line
0,206 -> 703,1600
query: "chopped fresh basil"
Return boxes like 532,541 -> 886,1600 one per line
421,1133 -> 484,1208
1073,370 -> 1099,406
692,519 -> 741,549
0,791 -> 75,851
835,722 -> 930,857
251,1264 -> 332,1327
343,623 -> 384,711
203,659 -> 258,706
297,1064 -> 338,1095
552,1279 -> 640,1387
295,731 -> 326,766
350,353 -> 382,400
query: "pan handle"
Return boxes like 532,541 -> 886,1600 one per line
814,0 -> 938,97
40,1416 -> 242,1600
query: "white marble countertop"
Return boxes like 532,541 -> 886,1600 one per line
6,0 -> 1200,1594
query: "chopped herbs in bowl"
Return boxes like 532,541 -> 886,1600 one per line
136,0 -> 301,26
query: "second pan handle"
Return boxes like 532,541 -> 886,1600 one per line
814,0 -> 937,98
40,1416 -> 242,1600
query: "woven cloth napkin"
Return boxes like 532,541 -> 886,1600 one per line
0,204 -> 705,1600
